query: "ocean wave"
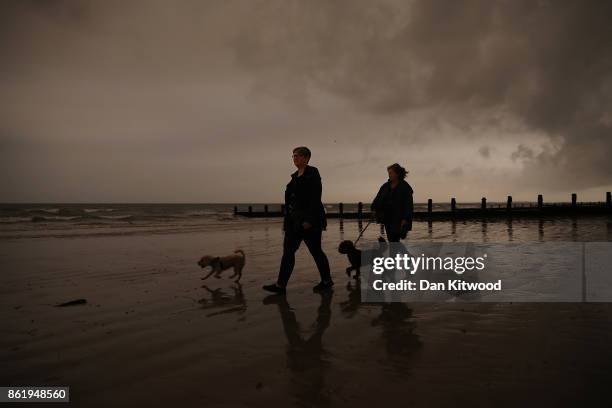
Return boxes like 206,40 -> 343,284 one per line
186,210 -> 219,217
20,214 -> 210,224
31,216 -> 82,222
121,214 -> 185,221
216,215 -> 238,221
97,215 -> 133,220
1,209 -> 58,218
0,204 -> 243,229
27,214 -> 123,223
84,208 -> 116,213
0,217 -> 33,224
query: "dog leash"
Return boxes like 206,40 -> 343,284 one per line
353,220 -> 373,245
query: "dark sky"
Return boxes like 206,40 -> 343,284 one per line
1,0 -> 611,203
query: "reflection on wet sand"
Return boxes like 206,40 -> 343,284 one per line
3,216 -> 612,407
539,219 -> 544,241
371,303 -> 421,374
261,283 -> 421,404
340,278 -> 422,374
198,283 -> 247,317
507,219 -> 513,241
263,286 -> 420,404
263,292 -> 333,407
481,219 -> 488,242
414,216 -> 586,242
339,280 -> 361,319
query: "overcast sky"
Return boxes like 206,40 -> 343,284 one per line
1,0 -> 611,203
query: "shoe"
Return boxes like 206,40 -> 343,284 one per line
262,283 -> 286,295
312,280 -> 334,292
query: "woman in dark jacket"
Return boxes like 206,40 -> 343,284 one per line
282,161 -> 327,233
263,146 -> 332,295
371,163 -> 414,242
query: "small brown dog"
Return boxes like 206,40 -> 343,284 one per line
197,249 -> 246,282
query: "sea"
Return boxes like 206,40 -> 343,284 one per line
1,203 -> 610,241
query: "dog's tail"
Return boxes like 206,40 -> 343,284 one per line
234,249 -> 245,258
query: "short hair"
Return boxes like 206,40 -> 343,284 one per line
293,146 -> 311,159
387,163 -> 408,179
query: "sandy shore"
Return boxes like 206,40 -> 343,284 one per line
2,219 -> 612,407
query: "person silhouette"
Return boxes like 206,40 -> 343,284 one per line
371,163 -> 414,242
263,146 -> 333,294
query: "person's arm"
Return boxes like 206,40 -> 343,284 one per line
403,188 -> 413,221
282,179 -> 293,231
371,189 -> 380,212
303,170 -> 322,228
371,184 -> 385,222
400,185 -> 414,233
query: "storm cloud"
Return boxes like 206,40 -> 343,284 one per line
1,0 -> 611,202
232,0 -> 612,186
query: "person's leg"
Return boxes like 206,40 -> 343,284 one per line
384,223 -> 401,242
384,223 -> 407,302
303,228 -> 332,283
277,229 -> 303,287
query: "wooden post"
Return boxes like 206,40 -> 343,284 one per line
507,196 -> 512,211
451,198 -> 456,212
481,197 -> 486,210
427,199 -> 433,214
607,192 -> 611,208
537,194 -> 543,209
264,204 -> 268,214
248,205 -> 253,214
571,193 -> 577,208
357,202 -> 363,219
234,205 -> 238,215
339,202 -> 344,218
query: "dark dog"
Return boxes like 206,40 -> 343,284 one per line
338,236 -> 387,278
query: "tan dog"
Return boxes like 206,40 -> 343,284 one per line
197,250 -> 246,282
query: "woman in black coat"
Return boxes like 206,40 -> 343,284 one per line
371,163 -> 414,242
263,146 -> 332,295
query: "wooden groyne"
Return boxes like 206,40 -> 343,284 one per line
235,192 -> 612,221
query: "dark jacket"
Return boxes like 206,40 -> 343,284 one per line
371,179 -> 414,231
283,165 -> 327,232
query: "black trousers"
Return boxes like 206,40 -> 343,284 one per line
277,227 -> 331,287
384,222 -> 402,242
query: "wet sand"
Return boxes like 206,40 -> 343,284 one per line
2,218 -> 612,407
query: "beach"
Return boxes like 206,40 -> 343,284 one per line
4,0 -> 612,405
2,207 -> 612,407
